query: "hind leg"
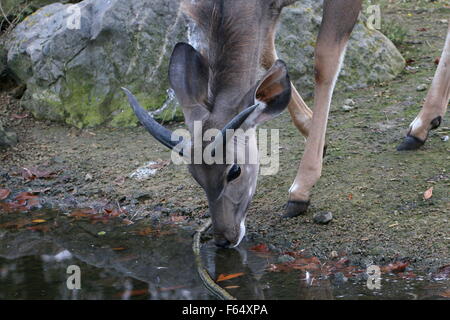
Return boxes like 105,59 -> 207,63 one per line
398,22 -> 450,151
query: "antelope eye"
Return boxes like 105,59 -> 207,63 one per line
227,164 -> 241,182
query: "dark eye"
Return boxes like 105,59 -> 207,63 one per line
227,164 -> 241,182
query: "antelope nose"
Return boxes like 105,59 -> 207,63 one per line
214,238 -> 231,248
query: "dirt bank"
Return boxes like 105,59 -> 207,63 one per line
1,1 -> 449,272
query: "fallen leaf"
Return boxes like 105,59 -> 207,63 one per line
32,219 -> 46,224
0,189 -> 11,200
69,208 -> 96,218
170,216 -> 186,223
15,192 -> 39,201
433,264 -> 450,280
250,244 -> 270,253
21,167 -> 58,182
217,273 -> 245,282
97,231 -> 106,236
423,187 -> 433,200
347,193 -> 353,200
158,285 -> 186,292
118,289 -> 148,297
439,290 -> 450,298
381,261 -> 409,273
122,218 -> 134,225
11,113 -> 29,119
26,225 -> 50,232
389,222 -> 399,228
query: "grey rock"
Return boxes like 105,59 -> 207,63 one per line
416,84 -> 428,92
277,1 -> 405,97
342,105 -> 354,112
344,98 -> 356,106
6,0 -> 186,128
5,0 -> 405,128
313,211 -> 333,224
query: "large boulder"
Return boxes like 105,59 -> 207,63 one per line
5,0 -> 405,128
0,121 -> 17,148
7,0 -> 186,128
277,2 -> 406,96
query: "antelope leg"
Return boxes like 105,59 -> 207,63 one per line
287,83 -> 313,138
285,0 -> 362,217
398,22 -> 450,150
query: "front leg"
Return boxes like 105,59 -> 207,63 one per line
397,22 -> 450,151
285,0 -> 362,217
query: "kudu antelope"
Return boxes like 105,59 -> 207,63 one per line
123,0 -> 449,246
123,0 -> 294,247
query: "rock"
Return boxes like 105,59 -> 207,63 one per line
277,1 -> 405,97
441,136 -> 449,142
6,0 -> 186,128
416,84 -> 428,91
344,99 -> 356,106
313,211 -> 333,224
5,0 -> 405,128
84,173 -> 93,181
277,254 -> 296,264
0,120 -> 18,148
342,105 -> 354,112
330,250 -> 339,259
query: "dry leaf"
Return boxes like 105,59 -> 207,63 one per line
423,187 -> 433,200
249,244 -> 269,253
381,261 -> 409,273
439,290 -> 450,298
0,189 -> 11,201
217,272 -> 245,282
32,219 -> 46,224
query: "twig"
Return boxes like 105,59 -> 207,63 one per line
192,218 -> 236,300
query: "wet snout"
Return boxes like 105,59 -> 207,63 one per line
213,218 -> 246,248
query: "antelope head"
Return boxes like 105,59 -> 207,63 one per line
123,0 -> 292,248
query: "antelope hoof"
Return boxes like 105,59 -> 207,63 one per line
397,135 -> 425,151
397,116 -> 442,151
284,200 -> 310,218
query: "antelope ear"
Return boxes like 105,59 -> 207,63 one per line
245,60 -> 292,126
169,43 -> 210,110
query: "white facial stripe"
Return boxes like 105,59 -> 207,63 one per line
233,218 -> 246,248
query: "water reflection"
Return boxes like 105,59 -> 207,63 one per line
0,210 -> 448,300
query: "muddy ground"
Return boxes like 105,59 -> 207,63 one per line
1,1 -> 449,273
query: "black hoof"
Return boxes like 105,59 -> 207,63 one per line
284,200 -> 310,218
397,135 -> 425,151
